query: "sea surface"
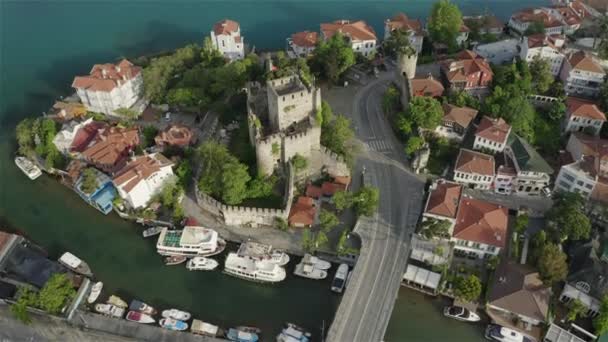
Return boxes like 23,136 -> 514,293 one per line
1,0 -> 548,340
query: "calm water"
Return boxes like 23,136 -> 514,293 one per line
0,0 -> 548,340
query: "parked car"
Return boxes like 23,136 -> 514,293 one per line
164,112 -> 172,122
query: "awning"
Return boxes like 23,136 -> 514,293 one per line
403,264 -> 441,290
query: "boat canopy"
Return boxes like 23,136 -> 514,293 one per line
59,252 -> 82,268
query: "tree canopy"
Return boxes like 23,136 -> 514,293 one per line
546,192 -> 591,242
291,154 -> 308,172
37,273 -> 77,314
529,56 -> 554,94
197,142 -> 250,205
15,117 -> 64,169
419,218 -> 451,239
353,186 -> 379,217
427,0 -> 463,48
319,209 -> 340,232
384,29 -> 416,58
447,90 -> 480,109
524,21 -> 546,36
595,294 -> 608,335
80,168 -> 98,194
454,275 -> 482,302
406,96 -> 444,130
537,243 -> 568,285
312,32 -> 355,84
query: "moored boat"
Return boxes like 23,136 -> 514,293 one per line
224,252 -> 286,283
129,299 -> 157,315
15,156 -> 42,180
126,310 -> 155,324
227,328 -> 259,342
107,295 -> 128,308
485,324 -> 533,342
94,303 -> 125,318
294,262 -> 328,280
270,250 -> 290,266
302,253 -> 331,270
443,306 -> 481,322
331,263 -> 349,293
142,226 -> 163,238
164,255 -> 187,265
159,318 -> 189,331
186,257 -> 219,271
87,281 -> 103,304
58,252 -> 92,277
156,226 -> 226,257
235,326 -> 262,334
161,308 -> 191,321
191,319 -> 221,337
277,322 -> 311,342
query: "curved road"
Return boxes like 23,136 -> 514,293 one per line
327,73 -> 426,342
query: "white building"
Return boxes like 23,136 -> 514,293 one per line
113,153 -> 174,209
494,165 -> 517,195
210,19 -> 245,61
508,5 -> 587,36
456,24 -> 470,46
473,116 -> 511,154
321,20 -> 377,58
52,118 -> 93,155
560,50 -> 606,98
72,59 -> 143,116
384,13 -> 424,53
473,39 -> 519,65
453,149 -> 495,190
554,156 -> 598,199
519,34 -> 565,76
435,104 -> 477,141
505,134 -> 554,196
564,96 -> 606,135
287,31 -> 318,58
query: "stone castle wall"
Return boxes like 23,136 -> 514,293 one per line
267,76 -> 321,132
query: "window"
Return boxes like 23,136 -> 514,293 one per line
577,180 -> 584,186
585,183 -> 593,190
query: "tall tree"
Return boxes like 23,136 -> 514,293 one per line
312,32 -> 355,84
220,161 -> 251,205
384,29 -> 416,58
454,275 -> 482,302
405,136 -> 425,156
419,218 -> 451,239
427,0 -> 463,48
529,56 -> 554,94
80,168 -> 98,194
37,274 -> 76,314
595,295 -> 608,335
321,115 -> 354,157
333,190 -> 353,211
546,192 -> 591,242
407,96 -> 444,129
353,186 -> 379,217
537,243 -> 568,285
319,209 -> 340,232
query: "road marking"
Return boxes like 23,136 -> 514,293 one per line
366,139 -> 391,152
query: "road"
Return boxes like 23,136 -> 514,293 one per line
326,72 -> 426,342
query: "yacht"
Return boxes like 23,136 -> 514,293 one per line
294,261 -> 328,280
15,156 -> 42,180
238,241 -> 289,266
301,254 -> 331,270
485,325 -> 533,342
186,257 -> 219,271
226,328 -> 259,342
443,306 -> 481,322
156,226 -> 226,257
277,322 -> 311,342
58,252 -> 92,277
129,300 -> 157,315
94,303 -> 125,318
162,308 -> 191,321
87,281 -> 103,304
159,318 -> 189,331
270,250 -> 290,266
191,319 -> 221,337
126,311 -> 155,324
224,252 -> 286,283
331,264 -> 349,293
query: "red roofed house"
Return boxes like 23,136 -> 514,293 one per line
435,104 -> 477,141
411,74 -> 445,98
423,179 -> 463,232
453,148 -> 496,190
210,19 -> 245,61
287,31 -> 318,58
320,20 -> 377,58
321,181 -> 347,197
564,97 -> 606,136
560,50 -> 606,98
559,133 -> 608,202
452,196 -> 508,259
473,116 -> 512,154
518,34 -> 566,76
440,50 -> 493,94
154,124 -> 196,147
305,184 -> 323,199
288,196 -> 317,228
81,126 -> 140,174
383,13 -> 424,53
72,59 -> 143,116
508,7 -> 565,35
113,153 -> 174,209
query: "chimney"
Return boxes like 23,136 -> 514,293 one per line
102,69 -> 107,79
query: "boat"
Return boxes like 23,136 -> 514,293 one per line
159,318 -> 189,331
15,156 -> 42,180
58,252 -> 92,276
235,326 -> 262,334
107,295 -> 128,308
301,254 -> 331,270
129,299 -> 157,315
443,306 -> 481,322
186,257 -> 219,271
277,322 -> 312,342
161,308 -> 191,321
142,226 -> 163,238
270,250 -> 290,266
191,319 -> 221,337
126,310 -> 155,324
226,328 -> 259,342
164,255 -> 187,265
94,303 -> 125,318
331,263 -> 349,293
87,281 -> 103,304
224,252 -> 286,283
294,262 -> 328,280
156,226 -> 226,257
485,324 -> 533,342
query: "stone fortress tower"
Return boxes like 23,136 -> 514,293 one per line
396,51 -> 417,111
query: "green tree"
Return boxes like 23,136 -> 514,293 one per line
201,37 -> 225,67
448,90 -> 480,109
405,136 -> 425,156
313,231 -> 329,252
15,118 -> 35,156
275,217 -> 289,231
595,294 -> 608,335
37,274 -> 76,314
321,115 -> 354,157
333,190 -> 353,211
142,126 -> 159,148
353,186 -> 379,217
197,142 -> 236,197
427,0 -> 463,48
172,204 -> 185,222
166,87 -> 205,107
291,154 -> 308,172
221,161 -> 251,205
271,142 -> 280,156
545,101 -> 566,122
529,56 -> 554,94
383,85 -> 401,115
319,209 -> 340,232
80,168 -> 98,194
312,32 -> 356,84
397,114 -> 414,135
407,96 -> 443,129
302,229 -> 313,252
547,192 -> 591,241
454,275 -> 482,302
515,213 -> 529,235
175,160 -> 192,187
246,175 -> 276,199
537,243 -> 568,285
10,287 -> 36,324
115,107 -> 139,120
320,101 -> 334,128
524,21 -> 546,36
384,29 -> 416,58
419,218 -> 451,239
567,299 -> 588,322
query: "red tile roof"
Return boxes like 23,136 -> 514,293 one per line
442,104 -> 477,129
321,182 -> 347,196
570,133 -> 608,158
70,121 -> 107,152
455,149 -> 495,176
566,50 -> 605,74
305,184 -> 323,199
321,20 -> 377,42
154,124 -> 195,147
566,97 -> 606,121
385,13 -> 423,34
475,116 -> 511,144
511,8 -> 563,28
0,231 -> 16,255
442,50 -> 493,83
333,176 -> 351,186
453,197 -> 508,248
526,34 -> 564,49
591,178 -> 608,205
81,126 -> 140,173
213,19 -> 240,35
113,153 -> 173,193
291,31 -> 318,48
288,196 -> 317,226
72,59 -> 141,93
412,76 -> 445,97
425,180 -> 462,219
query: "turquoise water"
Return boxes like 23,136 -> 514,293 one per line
1,0 -> 548,340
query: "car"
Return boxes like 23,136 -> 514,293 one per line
164,112 -> 172,122
541,187 -> 552,197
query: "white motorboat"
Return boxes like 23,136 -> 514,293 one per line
161,308 -> 191,321
126,311 -> 155,324
15,156 -> 42,180
186,257 -> 219,271
301,253 -> 331,270
156,226 -> 226,257
224,252 -> 286,283
142,226 -> 163,238
443,306 -> 481,322
107,295 -> 128,308
294,262 -> 328,280
331,263 -> 349,293
59,252 -> 92,276
95,303 -> 125,318
270,250 -> 290,266
87,281 -> 103,304
160,318 -> 189,331
277,322 -> 312,342
485,325 -> 533,342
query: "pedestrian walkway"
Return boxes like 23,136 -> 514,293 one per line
365,139 -> 392,152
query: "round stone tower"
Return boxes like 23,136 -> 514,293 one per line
396,52 -> 418,80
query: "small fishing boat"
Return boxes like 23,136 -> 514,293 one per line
485,324 -> 533,342
142,226 -> 163,238
294,262 -> 328,280
126,310 -> 155,324
164,255 -> 187,266
15,156 -> 42,180
94,303 -> 125,318
235,326 -> 262,334
226,328 -> 259,342
107,295 -> 128,308
277,322 -> 311,342
186,257 -> 219,271
161,308 -> 191,321
302,254 -> 331,270
59,252 -> 92,277
191,319 -> 221,337
129,300 -> 157,315
87,281 -> 103,304
443,306 -> 481,322
270,250 -> 290,266
159,318 -> 189,331
331,264 -> 349,293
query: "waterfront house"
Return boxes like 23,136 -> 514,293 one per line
320,20 -> 377,58
508,7 -> 565,35
74,168 -> 117,215
68,120 -> 107,153
560,50 -> 606,98
504,134 -> 554,196
72,59 -> 144,117
564,97 -> 606,136
287,31 -> 318,58
544,323 -> 593,342
439,50 -> 493,94
113,153 -> 174,209
519,34 -> 565,76
154,124 -> 196,148
53,118 -> 93,155
411,75 -> 444,98
383,13 -> 424,53
434,104 -> 477,141
463,15 -> 504,36
288,196 -> 316,228
451,196 -> 508,259
486,261 -> 550,337
453,149 -> 496,190
473,116 -> 511,154
401,264 -> 441,296
210,19 -> 245,61
422,179 -> 462,231
81,126 -> 140,174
